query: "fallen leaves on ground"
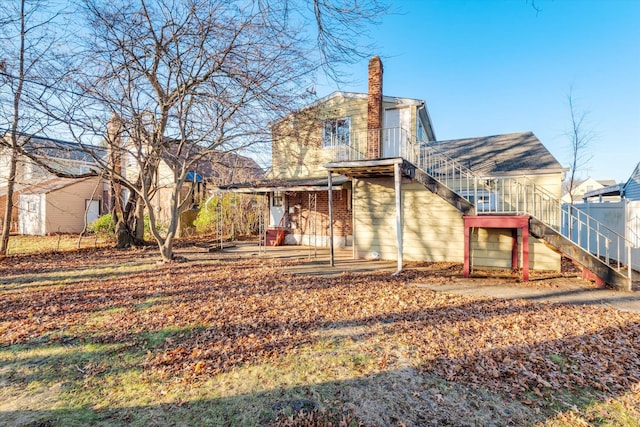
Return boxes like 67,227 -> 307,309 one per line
1,247 -> 639,405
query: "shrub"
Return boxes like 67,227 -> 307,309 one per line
88,214 -> 116,237
194,194 -> 261,239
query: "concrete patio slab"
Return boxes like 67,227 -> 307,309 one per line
187,241 -> 640,313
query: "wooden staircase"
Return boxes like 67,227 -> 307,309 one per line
405,145 -> 636,291
323,127 -> 636,290
529,218 -> 632,290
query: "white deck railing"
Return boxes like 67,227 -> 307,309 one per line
327,128 -> 637,278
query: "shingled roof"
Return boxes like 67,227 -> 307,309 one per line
432,131 -> 565,176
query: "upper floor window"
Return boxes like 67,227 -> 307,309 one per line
417,119 -> 425,143
322,117 -> 350,148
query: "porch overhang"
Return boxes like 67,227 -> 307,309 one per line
213,176 -> 350,194
323,157 -> 410,179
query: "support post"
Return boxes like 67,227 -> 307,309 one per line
328,171 -> 335,267
522,224 -> 529,281
393,161 -> 403,274
352,178 -> 357,260
463,225 -> 470,277
511,229 -> 518,275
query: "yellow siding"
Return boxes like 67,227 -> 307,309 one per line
45,178 -> 103,234
354,178 -> 561,270
354,179 -> 465,262
271,95 -> 412,180
470,228 -> 560,271
522,173 -> 563,199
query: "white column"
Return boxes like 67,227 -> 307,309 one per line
394,162 -> 403,274
328,171 -> 335,267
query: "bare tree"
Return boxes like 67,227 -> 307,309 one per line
564,87 -> 596,204
0,0 -> 70,255
51,0 -> 383,262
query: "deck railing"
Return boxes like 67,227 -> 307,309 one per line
327,127 -> 637,278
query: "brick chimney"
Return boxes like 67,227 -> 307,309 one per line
367,56 -> 383,159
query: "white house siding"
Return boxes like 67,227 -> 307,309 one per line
354,178 -> 561,270
18,193 -> 45,235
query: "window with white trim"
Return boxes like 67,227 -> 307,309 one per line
272,191 -> 283,207
322,118 -> 350,148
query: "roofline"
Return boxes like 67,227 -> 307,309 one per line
433,130 -> 536,144
583,183 -> 624,199
270,91 -> 426,127
1,129 -> 104,152
310,91 -> 424,108
213,176 -> 349,193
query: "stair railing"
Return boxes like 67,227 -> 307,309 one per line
327,128 -> 636,278
409,136 -> 637,278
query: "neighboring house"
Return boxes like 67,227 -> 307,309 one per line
0,132 -> 101,232
561,177 -> 617,204
1,130 -> 262,235
18,177 -> 103,235
623,162 -> 640,201
218,56 -> 635,290
126,147 -> 263,230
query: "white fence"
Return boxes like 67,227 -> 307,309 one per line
570,201 -> 640,272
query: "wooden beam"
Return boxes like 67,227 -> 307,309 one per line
511,229 -> 518,275
464,226 -> 471,277
463,215 -> 531,281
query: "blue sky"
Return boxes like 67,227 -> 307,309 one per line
317,0 -> 640,183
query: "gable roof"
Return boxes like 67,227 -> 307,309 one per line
1,131 -> 105,164
431,131 -> 565,176
622,162 -> 640,200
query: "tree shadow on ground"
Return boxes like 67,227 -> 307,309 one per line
2,255 -> 640,426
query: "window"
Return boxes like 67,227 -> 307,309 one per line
322,118 -> 350,148
272,191 -> 283,207
417,119 -> 425,143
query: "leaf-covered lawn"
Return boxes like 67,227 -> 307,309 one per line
1,247 -> 639,426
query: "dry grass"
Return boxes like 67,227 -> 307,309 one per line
5,234 -> 111,255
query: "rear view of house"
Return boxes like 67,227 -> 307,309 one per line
218,56 -> 637,290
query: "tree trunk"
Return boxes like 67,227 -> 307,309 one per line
159,239 -> 174,263
0,151 -> 18,255
115,220 -> 134,249
135,202 -> 144,241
